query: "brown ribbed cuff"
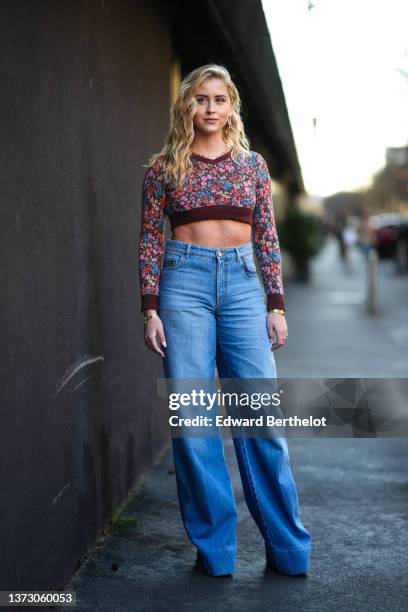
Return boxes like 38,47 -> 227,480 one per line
141,294 -> 159,313
266,293 -> 285,311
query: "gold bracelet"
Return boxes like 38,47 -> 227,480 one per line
144,313 -> 159,324
268,308 -> 285,315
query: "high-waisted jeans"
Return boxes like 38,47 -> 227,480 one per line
159,238 -> 312,576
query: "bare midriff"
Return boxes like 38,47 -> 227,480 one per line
171,219 -> 252,247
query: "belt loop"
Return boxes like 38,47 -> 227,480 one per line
186,243 -> 192,259
234,246 -> 241,262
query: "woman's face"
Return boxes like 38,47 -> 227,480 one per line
192,78 -> 232,136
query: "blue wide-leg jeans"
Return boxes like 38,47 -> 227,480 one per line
159,239 -> 312,576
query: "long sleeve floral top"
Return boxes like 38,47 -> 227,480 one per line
138,148 -> 285,312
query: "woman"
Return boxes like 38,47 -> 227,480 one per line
138,64 -> 312,577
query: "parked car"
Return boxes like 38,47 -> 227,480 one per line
371,213 -> 408,273
395,217 -> 408,273
372,213 -> 401,258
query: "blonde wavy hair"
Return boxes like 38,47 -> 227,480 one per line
145,63 -> 252,188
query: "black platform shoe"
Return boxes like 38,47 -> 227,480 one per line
265,557 -> 307,576
195,552 -> 233,578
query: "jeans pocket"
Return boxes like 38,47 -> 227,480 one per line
162,252 -> 184,269
241,255 -> 258,279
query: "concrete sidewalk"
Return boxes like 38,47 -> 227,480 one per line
59,238 -> 408,612
278,236 -> 408,378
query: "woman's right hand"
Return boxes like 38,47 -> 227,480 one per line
144,313 -> 167,357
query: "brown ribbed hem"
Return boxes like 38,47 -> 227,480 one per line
141,294 -> 159,313
169,205 -> 253,230
266,293 -> 286,311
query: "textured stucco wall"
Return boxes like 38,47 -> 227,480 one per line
0,0 -> 171,589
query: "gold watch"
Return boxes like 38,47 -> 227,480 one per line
269,308 -> 285,315
144,313 -> 159,324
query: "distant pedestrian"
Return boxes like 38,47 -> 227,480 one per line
333,211 -> 348,261
357,207 -> 376,258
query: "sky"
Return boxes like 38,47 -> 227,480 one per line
262,0 -> 408,198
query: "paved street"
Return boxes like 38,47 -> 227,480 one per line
60,237 -> 408,612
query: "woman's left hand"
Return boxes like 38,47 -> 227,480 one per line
266,313 -> 288,351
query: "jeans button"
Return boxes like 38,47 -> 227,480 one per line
217,250 -> 223,256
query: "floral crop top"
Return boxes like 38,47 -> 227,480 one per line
138,148 -> 285,313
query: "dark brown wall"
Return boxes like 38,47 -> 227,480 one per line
0,0 -> 171,589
